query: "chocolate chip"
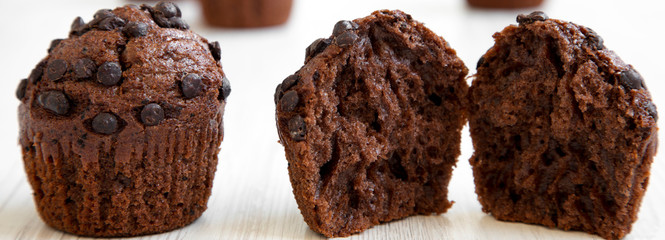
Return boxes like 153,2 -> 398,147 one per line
209,41 -> 221,61
181,73 -> 203,99
16,79 -> 28,100
93,9 -> 114,20
219,76 -> 231,101
584,27 -> 604,50
332,20 -> 358,36
46,59 -> 68,81
97,62 -> 122,86
98,16 -> 126,31
124,22 -> 148,37
28,60 -> 47,83
141,103 -> 164,126
280,90 -> 299,112
281,74 -> 299,91
619,68 -> 645,91
647,103 -> 658,121
148,2 -> 186,29
169,17 -> 189,30
92,112 -> 119,134
74,58 -> 97,79
48,39 -> 63,53
336,31 -> 358,47
37,91 -> 69,115
274,83 -> 283,104
117,174 -> 132,187
477,56 -> 485,69
155,2 -> 180,18
70,17 -> 87,36
517,11 -> 549,25
288,115 -> 306,141
152,15 -> 171,28
305,38 -> 331,63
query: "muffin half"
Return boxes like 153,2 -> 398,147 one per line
469,12 -> 657,240
275,10 -> 468,237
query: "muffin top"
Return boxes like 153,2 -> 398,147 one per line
16,2 -> 230,137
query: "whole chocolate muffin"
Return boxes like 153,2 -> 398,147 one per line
469,12 -> 657,240
200,0 -> 293,28
275,10 -> 468,237
16,2 -> 230,237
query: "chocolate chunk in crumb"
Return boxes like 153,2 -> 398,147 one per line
209,41 -> 221,61
29,60 -> 46,83
647,103 -> 658,121
280,90 -> 299,112
38,91 -> 69,115
288,115 -> 306,141
92,113 -> 119,134
16,79 -> 28,100
141,103 -> 164,126
48,39 -> 63,53
46,59 -> 68,81
619,68 -> 645,91
517,11 -> 548,25
274,83 -> 283,104
305,38 -> 331,63
477,56 -> 485,69
281,74 -> 299,91
336,31 -> 358,47
74,58 -> 97,79
219,76 -> 231,101
181,73 -> 203,99
124,22 -> 148,37
584,27 -> 605,50
155,2 -> 180,18
332,20 -> 358,36
97,62 -> 122,86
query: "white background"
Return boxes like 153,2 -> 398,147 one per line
0,0 -> 663,239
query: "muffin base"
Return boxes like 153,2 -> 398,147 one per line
20,109 -> 223,237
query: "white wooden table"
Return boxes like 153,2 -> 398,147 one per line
1,0 -> 663,239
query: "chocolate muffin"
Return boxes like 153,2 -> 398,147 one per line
467,0 -> 544,9
200,0 -> 293,28
469,12 -> 658,240
16,2 -> 230,237
275,10 -> 468,237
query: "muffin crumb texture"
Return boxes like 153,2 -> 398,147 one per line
275,10 -> 468,237
469,12 -> 657,240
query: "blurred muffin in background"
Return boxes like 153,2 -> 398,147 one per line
200,0 -> 293,28
468,0 -> 544,9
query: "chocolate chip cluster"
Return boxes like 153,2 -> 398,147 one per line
16,1 -> 230,136
303,20 -> 360,64
274,19 -> 363,142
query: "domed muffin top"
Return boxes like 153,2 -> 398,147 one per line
17,2 -> 230,135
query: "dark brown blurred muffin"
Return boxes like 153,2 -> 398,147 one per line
468,0 -> 544,9
200,0 -> 293,28
16,2 -> 231,237
469,12 -> 657,240
275,10 -> 468,237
